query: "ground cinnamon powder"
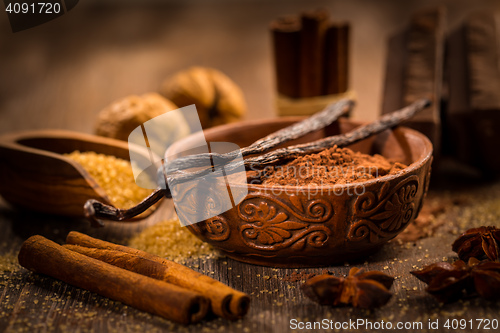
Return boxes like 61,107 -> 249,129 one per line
260,145 -> 406,186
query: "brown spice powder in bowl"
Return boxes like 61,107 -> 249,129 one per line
260,145 -> 407,186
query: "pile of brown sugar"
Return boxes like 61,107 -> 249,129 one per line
260,145 -> 407,186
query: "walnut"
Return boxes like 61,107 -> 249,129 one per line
160,67 -> 246,129
95,93 -> 190,153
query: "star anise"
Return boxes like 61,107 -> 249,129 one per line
301,267 -> 394,309
411,258 -> 500,303
452,226 -> 500,262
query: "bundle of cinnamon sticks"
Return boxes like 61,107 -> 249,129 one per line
270,9 -> 350,98
17,232 -> 250,325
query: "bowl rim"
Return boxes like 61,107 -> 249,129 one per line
166,117 -> 433,191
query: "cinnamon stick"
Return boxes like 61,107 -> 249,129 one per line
65,231 -> 250,320
18,235 -> 209,325
271,16 -> 302,98
299,9 -> 329,97
337,23 -> 350,93
324,23 -> 350,94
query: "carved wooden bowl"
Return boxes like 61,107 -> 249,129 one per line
167,118 -> 433,267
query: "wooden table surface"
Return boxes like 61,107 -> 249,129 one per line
1,1 -> 500,332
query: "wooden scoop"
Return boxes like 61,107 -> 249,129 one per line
0,130 -> 157,218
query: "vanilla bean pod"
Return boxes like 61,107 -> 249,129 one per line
167,98 -> 354,172
85,98 -> 429,222
84,189 -> 165,227
83,99 -> 352,223
168,98 -> 430,185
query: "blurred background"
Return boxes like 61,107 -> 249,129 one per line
0,0 -> 499,134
